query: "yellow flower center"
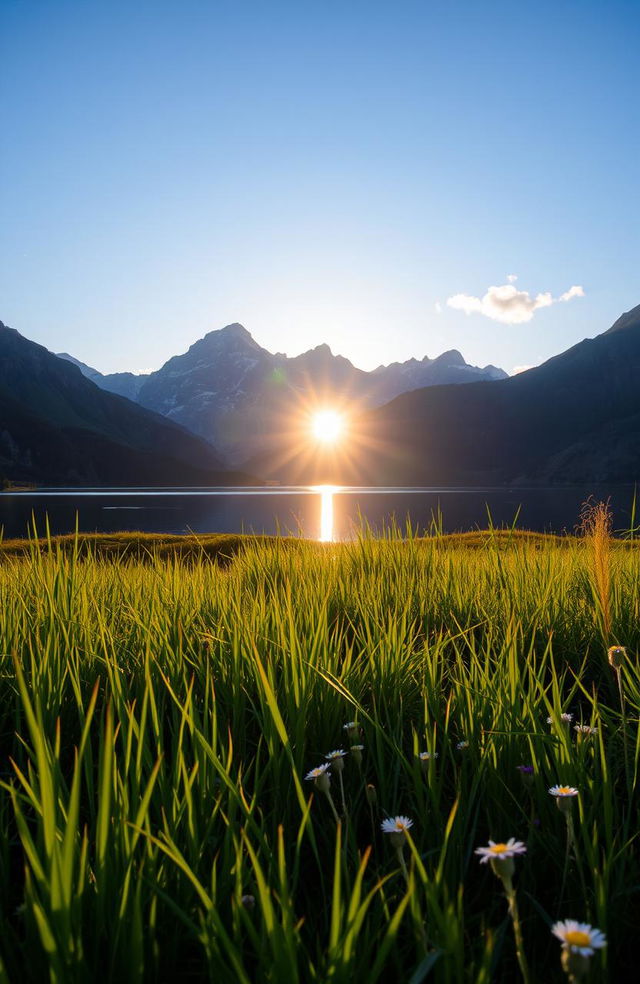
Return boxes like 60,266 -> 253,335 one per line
565,930 -> 591,947
490,843 -> 509,853
557,787 -> 573,795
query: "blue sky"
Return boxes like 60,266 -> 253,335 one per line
1,0 -> 638,375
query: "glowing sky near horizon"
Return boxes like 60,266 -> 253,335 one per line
0,0 -> 638,378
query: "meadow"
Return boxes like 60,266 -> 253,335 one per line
0,517 -> 637,983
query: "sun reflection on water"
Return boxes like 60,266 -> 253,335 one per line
312,485 -> 339,541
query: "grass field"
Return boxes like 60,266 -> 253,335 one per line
0,521 -> 637,982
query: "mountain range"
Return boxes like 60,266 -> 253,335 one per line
0,322 -> 252,486
3,304 -> 640,487
58,327 -> 506,462
343,302 -> 640,487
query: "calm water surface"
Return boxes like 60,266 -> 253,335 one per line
1,486 -> 637,541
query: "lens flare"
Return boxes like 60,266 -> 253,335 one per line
311,410 -> 344,444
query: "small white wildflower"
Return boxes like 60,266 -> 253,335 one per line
574,724 -> 598,736
475,837 -> 527,882
381,815 -> 414,834
304,763 -> 338,817
325,749 -> 347,772
475,839 -> 527,863
547,713 -> 573,725
381,814 -> 413,850
549,784 -> 579,797
456,740 -> 469,751
552,919 -> 607,956
305,764 -> 331,781
549,784 -> 579,813
305,763 -> 332,794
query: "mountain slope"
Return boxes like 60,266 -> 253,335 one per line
63,324 -> 506,462
353,303 -> 640,485
57,353 -> 146,401
0,323 -> 252,485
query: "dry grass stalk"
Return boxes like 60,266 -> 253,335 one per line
579,498 -> 612,639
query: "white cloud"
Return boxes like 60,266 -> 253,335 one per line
512,364 -> 535,375
559,285 -> 584,302
434,301 -> 442,314
507,273 -> 518,283
446,280 -> 584,325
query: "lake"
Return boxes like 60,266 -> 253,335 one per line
0,485 -> 637,541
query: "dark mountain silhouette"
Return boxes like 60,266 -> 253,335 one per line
348,303 -> 640,486
59,325 -> 506,463
239,303 -> 640,485
0,323 -> 254,485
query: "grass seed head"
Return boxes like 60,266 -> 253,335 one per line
350,744 -> 364,765
574,724 -> 597,736
418,751 -> 438,769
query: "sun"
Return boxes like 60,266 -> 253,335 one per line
311,410 -> 344,444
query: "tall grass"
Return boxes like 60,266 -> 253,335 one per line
579,498 -> 614,641
0,529 -> 637,982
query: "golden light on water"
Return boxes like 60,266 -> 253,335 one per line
314,485 -> 337,541
311,410 -> 344,444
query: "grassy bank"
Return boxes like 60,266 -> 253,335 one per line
0,528 -> 637,982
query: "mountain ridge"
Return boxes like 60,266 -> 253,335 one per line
0,322 -> 254,486
58,325 -> 507,462
354,302 -> 640,486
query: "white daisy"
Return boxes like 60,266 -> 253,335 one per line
474,839 -> 527,864
381,815 -> 414,835
549,784 -> 579,813
456,740 -> 469,750
305,764 -> 331,781
549,784 -> 579,797
547,713 -> 573,724
552,920 -> 607,956
325,748 -> 347,772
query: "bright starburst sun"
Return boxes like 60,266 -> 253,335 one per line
311,410 -> 344,444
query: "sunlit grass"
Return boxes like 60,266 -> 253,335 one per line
0,525 -> 637,981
